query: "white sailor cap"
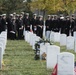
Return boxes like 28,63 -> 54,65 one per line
13,12 -> 16,15
60,16 -> 64,19
47,15 -> 51,17
21,12 -> 24,14
33,14 -> 37,16
10,14 -> 13,16
16,14 -> 19,17
26,13 -> 29,16
39,15 -> 43,18
2,14 -> 6,16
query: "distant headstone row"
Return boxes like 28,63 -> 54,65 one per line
0,30 -> 7,69
50,31 -> 76,51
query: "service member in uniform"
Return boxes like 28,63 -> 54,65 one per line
65,16 -> 70,36
37,15 -> 44,38
53,15 -> 59,32
1,14 -> 7,32
10,16 -> 17,40
7,14 -> 14,39
0,15 -> 2,33
70,14 -> 75,36
24,13 -> 30,31
50,15 -> 54,31
31,14 -> 37,34
17,15 -> 23,39
59,16 -> 66,34
45,15 -> 51,41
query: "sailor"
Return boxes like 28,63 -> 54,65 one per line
24,13 -> 30,31
45,15 -> 51,41
37,15 -> 44,38
17,15 -> 23,39
65,16 -> 70,36
31,14 -> 37,34
70,14 -> 75,36
1,14 -> 7,32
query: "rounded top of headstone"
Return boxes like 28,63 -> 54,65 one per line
58,52 -> 74,56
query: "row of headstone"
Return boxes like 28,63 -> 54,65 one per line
46,45 -> 75,75
47,32 -> 75,75
24,31 -> 75,75
40,43 -> 75,75
24,31 -> 41,50
49,31 -> 76,52
0,31 -> 7,69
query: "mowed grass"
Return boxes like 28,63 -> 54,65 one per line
0,40 -> 51,75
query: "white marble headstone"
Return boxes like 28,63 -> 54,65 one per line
40,45 -> 46,59
30,34 -> 36,46
50,31 -> 55,42
57,52 -> 74,75
40,43 -> 50,60
46,31 -> 51,41
0,38 -> 5,53
0,42 -> 3,55
46,45 -> 60,69
54,32 -> 60,42
74,40 -> 76,53
32,37 -> 40,49
0,36 -> 6,46
24,31 -> 28,41
0,47 -> 2,69
60,34 -> 67,46
74,31 -> 76,41
27,32 -> 30,43
66,36 -> 74,50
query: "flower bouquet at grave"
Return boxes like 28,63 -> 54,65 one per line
41,52 -> 46,60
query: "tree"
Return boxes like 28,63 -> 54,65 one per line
0,0 -> 32,14
30,0 -> 76,15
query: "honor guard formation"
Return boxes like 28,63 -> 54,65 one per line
0,12 -> 76,40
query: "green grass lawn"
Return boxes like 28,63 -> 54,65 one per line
0,40 -> 76,75
0,40 -> 51,75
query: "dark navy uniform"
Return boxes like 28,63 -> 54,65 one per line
65,17 -> 70,36
7,14 -> 14,38
59,17 -> 66,34
45,15 -> 51,41
17,16 -> 23,39
9,17 -> 17,40
37,16 -> 44,38
0,15 -> 2,33
1,15 -> 6,32
70,18 -> 75,36
24,13 -> 30,31
45,18 -> 51,31
31,15 -> 37,34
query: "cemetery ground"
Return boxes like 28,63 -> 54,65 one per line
0,40 -> 51,75
0,40 -> 76,75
